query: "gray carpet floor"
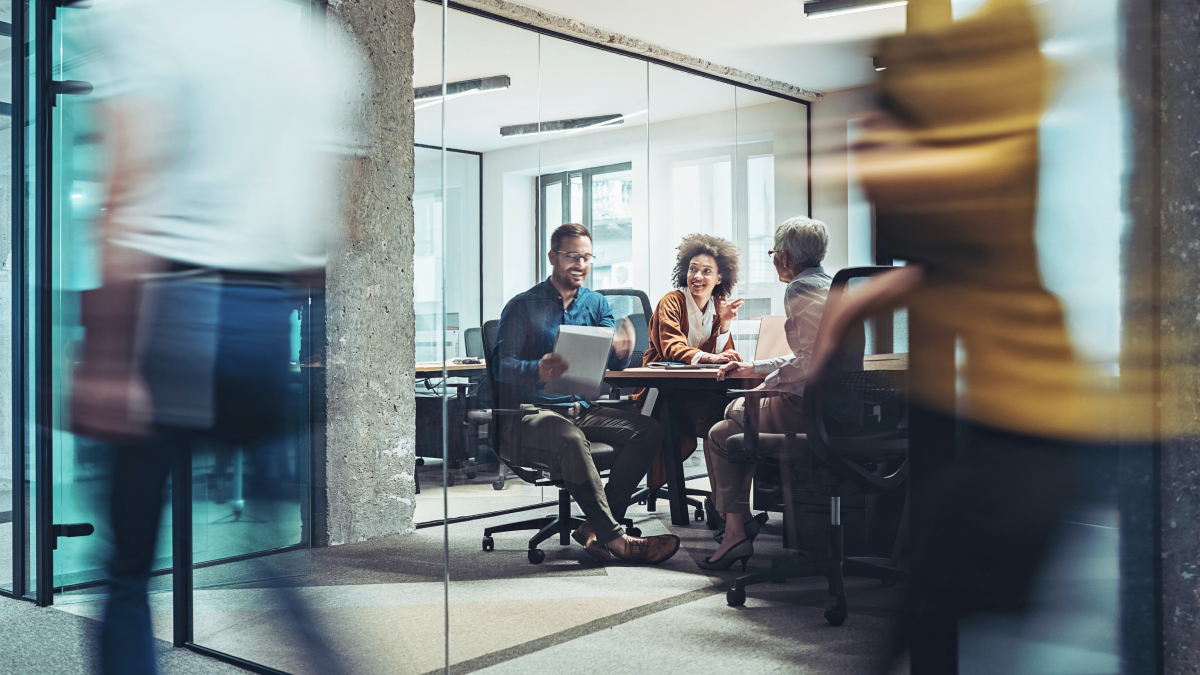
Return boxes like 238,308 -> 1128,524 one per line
0,498 -> 1118,675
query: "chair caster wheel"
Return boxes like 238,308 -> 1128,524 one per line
727,587 -> 746,607
528,548 -> 546,564
492,481 -> 505,491
695,508 -> 705,522
626,527 -> 642,537
881,574 -> 897,588
824,603 -> 847,626
482,536 -> 494,552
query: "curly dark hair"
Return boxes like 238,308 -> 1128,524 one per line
671,233 -> 740,299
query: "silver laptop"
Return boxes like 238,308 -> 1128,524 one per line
753,315 -> 791,361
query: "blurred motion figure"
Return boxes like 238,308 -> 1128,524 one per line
812,0 -> 1122,669
68,2 -> 365,674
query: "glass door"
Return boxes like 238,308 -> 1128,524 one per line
48,0 -> 116,598
0,2 -> 14,597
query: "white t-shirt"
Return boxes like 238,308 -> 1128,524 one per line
92,0 -> 368,273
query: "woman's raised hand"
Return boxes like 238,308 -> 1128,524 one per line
716,296 -> 744,325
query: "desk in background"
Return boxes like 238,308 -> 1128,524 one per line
414,360 -> 488,477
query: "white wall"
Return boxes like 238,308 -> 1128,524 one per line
809,85 -> 877,276
479,98 -> 813,320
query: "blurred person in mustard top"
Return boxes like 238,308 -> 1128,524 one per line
810,0 -> 1124,667
633,234 -> 743,519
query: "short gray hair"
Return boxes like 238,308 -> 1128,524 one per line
774,217 -> 829,270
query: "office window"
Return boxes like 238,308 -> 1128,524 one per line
746,154 -> 776,284
538,161 -> 634,288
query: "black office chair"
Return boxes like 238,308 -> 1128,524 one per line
476,319 -> 641,564
723,267 -> 910,626
595,288 -> 652,368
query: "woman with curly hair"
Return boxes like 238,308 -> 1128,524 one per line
634,234 -> 744,512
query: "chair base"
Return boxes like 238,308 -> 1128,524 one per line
631,486 -> 708,522
481,488 -> 639,564
725,524 -> 907,626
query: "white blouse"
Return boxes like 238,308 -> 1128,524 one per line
683,291 -> 730,364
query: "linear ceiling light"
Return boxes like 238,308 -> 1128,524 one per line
564,110 -> 647,135
414,75 -> 510,110
500,114 -> 624,138
803,0 -> 907,19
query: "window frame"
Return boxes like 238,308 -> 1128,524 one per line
536,161 -> 632,287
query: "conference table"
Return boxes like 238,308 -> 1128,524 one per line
415,360 -> 487,376
604,353 -> 908,526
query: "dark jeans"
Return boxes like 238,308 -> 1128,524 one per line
101,278 -> 295,675
520,403 -> 662,544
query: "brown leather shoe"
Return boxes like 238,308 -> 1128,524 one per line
572,523 -> 612,562
609,534 -> 681,564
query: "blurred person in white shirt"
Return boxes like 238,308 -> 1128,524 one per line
67,3 -> 367,674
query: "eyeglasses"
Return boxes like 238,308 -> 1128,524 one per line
767,250 -> 778,257
554,251 -> 597,264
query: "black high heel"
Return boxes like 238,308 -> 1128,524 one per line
696,538 -> 754,572
713,511 -> 769,544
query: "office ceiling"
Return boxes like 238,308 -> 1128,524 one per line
413,1 -> 900,154
509,0 -> 907,93
414,3 -> 783,154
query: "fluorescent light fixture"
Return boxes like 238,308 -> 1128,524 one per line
564,110 -> 647,135
500,114 -> 624,138
804,0 -> 907,19
414,75 -> 509,109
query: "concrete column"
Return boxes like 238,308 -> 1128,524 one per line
1123,0 -> 1200,671
322,0 -> 417,545
1155,2 -> 1200,671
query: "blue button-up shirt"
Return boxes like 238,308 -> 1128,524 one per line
495,278 -> 631,406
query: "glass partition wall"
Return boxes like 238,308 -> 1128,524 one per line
6,0 -> 810,672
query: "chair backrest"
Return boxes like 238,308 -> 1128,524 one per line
481,319 -> 501,409
802,266 -> 909,491
481,319 -> 545,479
464,327 -> 484,359
596,289 -> 651,365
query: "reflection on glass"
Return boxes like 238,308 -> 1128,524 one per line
0,23 -> 11,591
21,0 -> 37,600
50,1 -> 112,593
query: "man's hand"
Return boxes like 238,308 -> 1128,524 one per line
716,296 -> 744,326
538,353 -> 569,383
612,317 -> 636,361
716,361 -> 755,381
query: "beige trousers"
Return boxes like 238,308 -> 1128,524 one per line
705,393 -> 805,514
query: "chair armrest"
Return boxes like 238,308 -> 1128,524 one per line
490,408 -> 539,418
727,432 -> 808,464
591,399 -> 636,410
725,388 -> 784,401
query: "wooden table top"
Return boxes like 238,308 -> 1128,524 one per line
415,360 -> 486,373
605,353 -> 908,379
604,367 -> 760,380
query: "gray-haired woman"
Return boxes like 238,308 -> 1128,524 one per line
698,217 -> 834,571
